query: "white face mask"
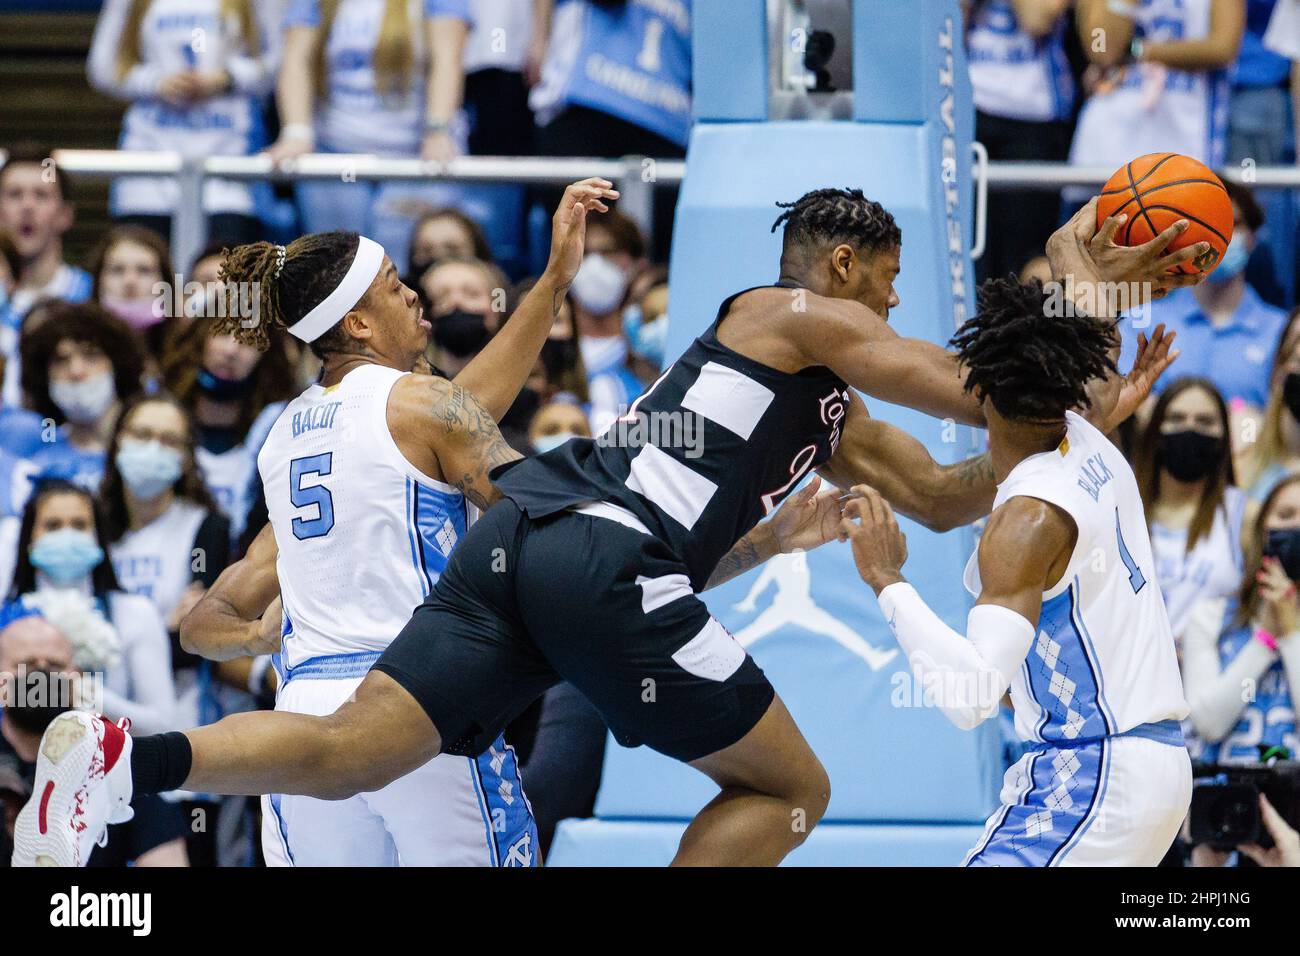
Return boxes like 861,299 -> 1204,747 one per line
50,372 -> 116,425
570,253 -> 629,316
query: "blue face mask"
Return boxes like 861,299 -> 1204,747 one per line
115,439 -> 184,500
533,432 -> 581,455
1205,230 -> 1250,284
29,528 -> 104,584
622,305 -> 668,366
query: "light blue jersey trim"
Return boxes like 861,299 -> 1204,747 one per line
284,650 -> 381,682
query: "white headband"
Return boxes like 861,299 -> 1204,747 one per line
285,236 -> 386,343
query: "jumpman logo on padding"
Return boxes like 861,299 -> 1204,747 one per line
731,552 -> 897,671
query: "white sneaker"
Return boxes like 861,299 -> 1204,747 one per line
11,711 -> 135,867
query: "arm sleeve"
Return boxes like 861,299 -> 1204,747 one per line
877,582 -> 1036,731
191,510 -> 232,590
1180,597 -> 1278,742
100,596 -> 177,736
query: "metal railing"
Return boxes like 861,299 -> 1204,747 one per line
42,148 -> 1300,272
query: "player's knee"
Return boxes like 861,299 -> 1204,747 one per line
793,759 -> 831,833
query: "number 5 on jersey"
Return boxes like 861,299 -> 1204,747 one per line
290,453 -> 335,540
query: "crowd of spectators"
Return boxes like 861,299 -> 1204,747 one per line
0,0 -> 1299,866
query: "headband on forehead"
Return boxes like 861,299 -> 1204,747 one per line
285,236 -> 386,343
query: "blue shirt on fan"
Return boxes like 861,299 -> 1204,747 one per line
1117,284 -> 1287,409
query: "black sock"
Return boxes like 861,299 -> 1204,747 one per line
130,732 -> 193,795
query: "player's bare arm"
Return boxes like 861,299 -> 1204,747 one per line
180,522 -> 284,662
703,475 -> 843,590
388,372 -> 521,511
839,485 -> 1075,728
818,391 -> 995,532
452,178 -> 617,419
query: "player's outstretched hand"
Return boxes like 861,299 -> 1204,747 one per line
546,178 -> 621,287
837,484 -> 908,594
1238,794 -> 1300,868
1101,322 -> 1179,432
767,475 -> 843,555
1046,197 -> 1212,315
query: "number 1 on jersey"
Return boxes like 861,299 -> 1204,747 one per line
290,453 -> 335,540
1115,508 -> 1146,594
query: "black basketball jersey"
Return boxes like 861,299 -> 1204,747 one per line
490,284 -> 852,590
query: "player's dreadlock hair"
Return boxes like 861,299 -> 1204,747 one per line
216,231 -> 365,359
950,277 -> 1118,423
771,187 -> 901,255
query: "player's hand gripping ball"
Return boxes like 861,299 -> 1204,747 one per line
1096,152 -> 1233,277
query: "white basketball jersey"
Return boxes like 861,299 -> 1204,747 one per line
258,364 -> 474,669
964,411 -> 1189,743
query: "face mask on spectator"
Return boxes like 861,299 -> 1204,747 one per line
533,431 -> 581,455
1263,528 -> 1300,583
196,367 -> 255,402
433,308 -> 489,357
570,253 -> 628,315
29,528 -> 104,584
1205,230 -> 1249,285
1158,429 -> 1222,482
2,666 -> 71,734
623,304 -> 668,366
1282,373 -> 1300,423
49,372 -> 115,425
116,439 -> 183,499
102,295 -> 164,331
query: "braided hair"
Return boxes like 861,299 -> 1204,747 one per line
950,277 -> 1117,423
215,231 -> 364,359
771,187 -> 901,256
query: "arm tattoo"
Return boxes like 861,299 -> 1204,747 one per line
952,453 -> 994,488
551,282 -> 571,317
703,530 -> 767,591
431,380 -> 522,511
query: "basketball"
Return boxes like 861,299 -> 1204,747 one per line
1096,152 -> 1234,277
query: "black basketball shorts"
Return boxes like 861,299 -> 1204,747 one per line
373,499 -> 775,762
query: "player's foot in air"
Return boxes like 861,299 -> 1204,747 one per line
11,711 -> 135,867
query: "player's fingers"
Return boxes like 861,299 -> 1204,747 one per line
842,498 -> 865,520
1237,844 -> 1269,866
1070,196 -> 1100,242
1158,273 -> 1206,291
1258,793 -> 1285,832
1095,212 -> 1127,248
837,516 -> 859,541
1136,218 -> 1189,261
1154,241 -> 1211,273
798,475 -> 822,503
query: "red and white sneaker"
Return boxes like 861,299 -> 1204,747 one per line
11,711 -> 135,867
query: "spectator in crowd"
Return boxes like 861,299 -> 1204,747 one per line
622,264 -> 668,377
0,232 -> 53,461
1118,183 -> 1288,424
88,224 -> 179,372
5,479 -> 175,736
1135,377 -> 1246,642
267,0 -> 473,273
529,0 -> 690,261
1240,307 -> 1300,506
87,0 -> 283,245
1239,794 -> 1300,866
570,209 -> 647,434
0,606 -> 187,867
1070,0 -> 1244,177
458,0 -> 535,270
19,303 -> 147,491
419,256 -> 509,377
528,398 -> 591,454
101,394 -> 231,638
0,146 -> 93,408
160,316 -> 296,544
404,205 -> 492,290
964,0 -> 1076,282
512,273 -> 588,404
100,394 -> 268,867
1180,473 -> 1300,764
1230,1 -> 1294,167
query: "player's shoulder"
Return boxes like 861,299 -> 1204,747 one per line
986,494 -> 1077,550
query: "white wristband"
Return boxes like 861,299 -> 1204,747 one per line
280,123 -> 315,145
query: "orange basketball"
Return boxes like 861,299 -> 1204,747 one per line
1096,152 -> 1233,277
